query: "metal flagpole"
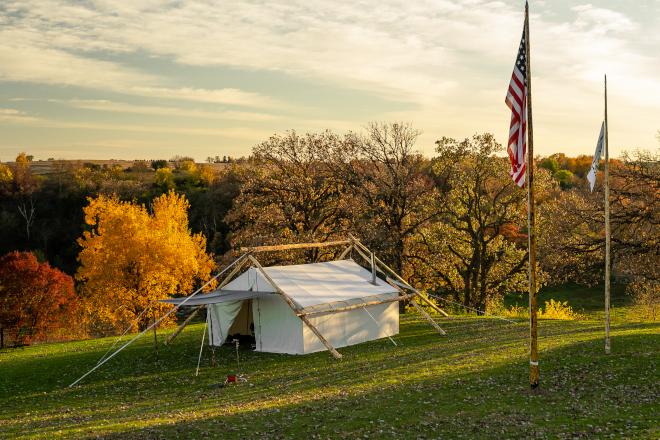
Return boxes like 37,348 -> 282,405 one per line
604,75 -> 611,355
525,1 -> 539,388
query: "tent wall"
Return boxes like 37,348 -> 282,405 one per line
252,295 -> 304,354
207,301 -> 243,346
304,301 -> 399,354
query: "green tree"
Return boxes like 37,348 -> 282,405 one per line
411,133 -> 555,310
154,168 -> 175,190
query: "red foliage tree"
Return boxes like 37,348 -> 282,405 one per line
0,251 -> 78,344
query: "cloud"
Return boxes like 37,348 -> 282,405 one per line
52,99 -> 282,121
0,0 -> 658,156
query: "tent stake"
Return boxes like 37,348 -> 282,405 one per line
247,254 -> 343,360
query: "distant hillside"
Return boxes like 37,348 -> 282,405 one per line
1,160 -> 230,175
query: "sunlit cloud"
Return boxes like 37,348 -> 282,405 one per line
0,0 -> 658,159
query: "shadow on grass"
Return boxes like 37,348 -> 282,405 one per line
2,316 -> 659,440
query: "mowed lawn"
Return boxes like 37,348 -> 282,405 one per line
1,286 -> 659,440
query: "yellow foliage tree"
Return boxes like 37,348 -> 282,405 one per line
15,152 -> 31,166
154,168 -> 175,189
195,165 -> 215,185
76,191 -> 216,335
180,160 -> 197,172
0,164 -> 12,182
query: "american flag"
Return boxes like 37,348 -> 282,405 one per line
505,26 -> 527,188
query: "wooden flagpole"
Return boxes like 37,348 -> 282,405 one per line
604,75 -> 611,355
525,2 -> 539,388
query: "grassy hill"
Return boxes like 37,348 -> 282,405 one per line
1,286 -> 659,439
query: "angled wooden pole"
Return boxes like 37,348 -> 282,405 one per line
247,254 -> 343,359
165,305 -> 205,345
525,2 -> 540,389
165,254 -> 249,345
337,245 -> 353,260
410,301 -> 446,336
604,74 -> 611,355
388,280 -> 446,335
298,294 -> 416,317
351,237 -> 450,317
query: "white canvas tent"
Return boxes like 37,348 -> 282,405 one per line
163,260 -> 401,354
68,238 -> 448,387
161,238 -> 449,359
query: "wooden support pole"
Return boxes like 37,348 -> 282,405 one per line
165,305 -> 205,345
165,255 -> 249,346
410,301 -> 446,335
604,74 -> 611,355
413,292 -> 451,318
241,240 -> 351,253
351,237 -> 450,317
152,308 -> 159,362
525,3 -> 540,388
298,294 -> 416,317
247,255 -> 343,360
388,280 -> 446,335
337,245 -> 353,260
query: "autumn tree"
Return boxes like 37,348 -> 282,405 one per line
0,251 -> 78,344
76,191 -> 216,335
225,131 -> 350,265
538,140 -> 660,307
328,122 -> 440,311
410,134 -> 556,310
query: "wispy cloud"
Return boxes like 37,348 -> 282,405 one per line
51,99 -> 282,121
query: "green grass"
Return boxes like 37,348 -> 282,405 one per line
503,282 -> 631,314
1,287 -> 659,440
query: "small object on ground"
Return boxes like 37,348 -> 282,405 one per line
209,382 -> 225,389
225,375 -> 248,385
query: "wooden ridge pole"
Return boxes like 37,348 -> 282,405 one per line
605,74 -> 611,355
525,2 -> 540,389
297,294 -> 416,317
241,240 -> 351,253
247,255 -> 343,360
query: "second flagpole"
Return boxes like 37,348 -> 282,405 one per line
525,1 -> 539,388
604,75 -> 611,355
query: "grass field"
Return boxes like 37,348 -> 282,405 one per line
1,284 -> 659,440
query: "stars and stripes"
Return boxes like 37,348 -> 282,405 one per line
505,26 -> 528,188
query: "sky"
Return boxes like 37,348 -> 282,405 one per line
1,0 -> 659,162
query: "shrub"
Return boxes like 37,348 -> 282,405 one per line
151,160 -> 168,171
539,299 -> 582,320
627,280 -> 660,321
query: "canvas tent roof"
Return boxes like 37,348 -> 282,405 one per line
159,259 -> 399,310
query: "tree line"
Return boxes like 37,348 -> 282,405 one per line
1,123 -> 659,342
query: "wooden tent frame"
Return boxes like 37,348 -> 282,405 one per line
167,235 -> 449,359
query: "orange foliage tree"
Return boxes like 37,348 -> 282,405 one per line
76,191 -> 216,335
0,251 -> 78,344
